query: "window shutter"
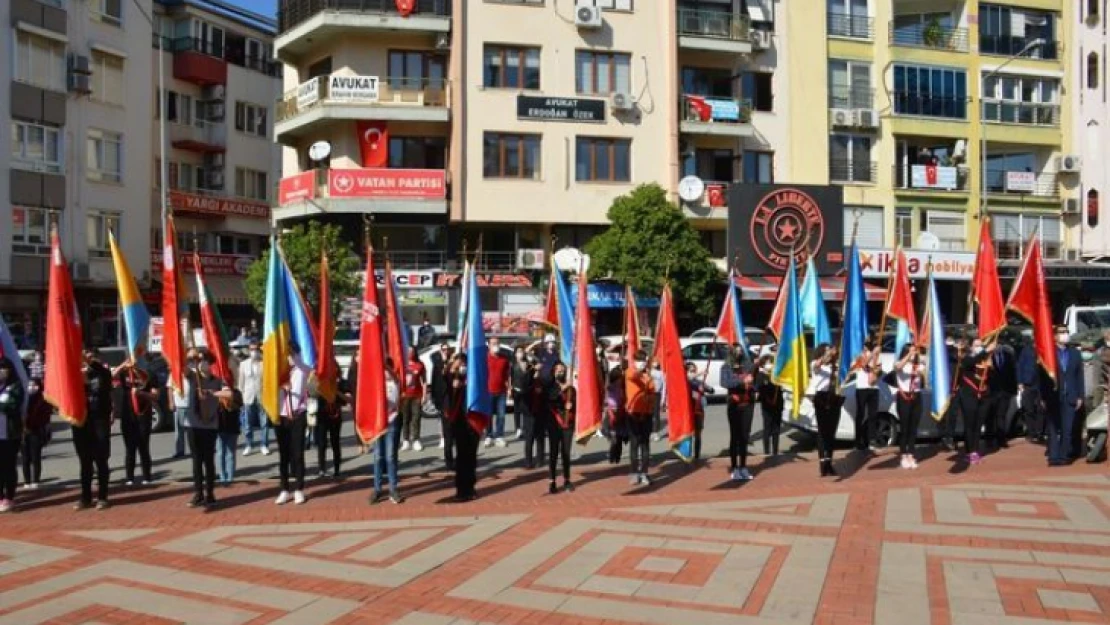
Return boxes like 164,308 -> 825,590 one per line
846,206 -> 884,247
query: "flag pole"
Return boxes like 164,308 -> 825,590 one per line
875,247 -> 897,353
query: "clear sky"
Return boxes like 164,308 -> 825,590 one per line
226,0 -> 276,18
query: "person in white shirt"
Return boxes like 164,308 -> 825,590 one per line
851,339 -> 882,452
275,347 -> 311,506
894,344 -> 927,469
238,342 -> 268,456
808,344 -> 840,477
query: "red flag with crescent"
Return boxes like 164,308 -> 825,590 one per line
395,0 -> 415,17
356,121 -> 388,168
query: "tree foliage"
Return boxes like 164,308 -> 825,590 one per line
244,222 -> 362,315
585,184 -> 721,318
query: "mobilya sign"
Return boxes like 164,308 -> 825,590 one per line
728,184 -> 845,276
517,95 -> 606,122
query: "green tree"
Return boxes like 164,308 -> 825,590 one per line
244,222 -> 362,315
585,183 -> 721,319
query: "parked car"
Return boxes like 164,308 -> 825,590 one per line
685,328 -> 774,356
677,339 -> 729,400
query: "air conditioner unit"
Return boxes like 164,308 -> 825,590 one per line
516,248 -> 546,270
1058,154 -> 1082,173
1063,198 -> 1081,214
854,108 -> 879,128
435,32 -> 451,50
70,261 -> 90,281
68,72 -> 92,94
830,108 -> 852,127
1065,249 -> 1082,262
69,54 -> 91,75
751,29 -> 771,50
610,92 -> 634,111
575,5 -> 602,29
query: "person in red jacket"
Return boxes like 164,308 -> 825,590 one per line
484,337 -> 511,448
399,348 -> 426,452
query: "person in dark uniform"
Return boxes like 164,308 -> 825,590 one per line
940,337 -> 964,451
446,355 -> 479,501
527,353 -> 549,469
546,362 -> 575,494
0,358 -> 25,512
314,361 -> 346,479
686,362 -> 714,461
605,365 -> 627,464
719,346 -> 756,481
1016,336 -> 1044,442
112,361 -> 157,486
956,337 -> 993,465
755,354 -> 784,457
985,340 -> 1017,450
512,348 -> 540,468
1047,326 -> 1085,466
75,349 -> 113,510
430,343 -> 452,467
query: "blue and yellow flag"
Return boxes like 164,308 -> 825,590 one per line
799,257 -> 832,346
772,255 -> 808,419
277,248 -> 318,369
108,231 -> 150,362
549,259 -> 576,364
261,238 -> 292,423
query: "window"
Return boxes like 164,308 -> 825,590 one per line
483,45 -> 541,89
844,206 -> 884,247
87,129 -> 123,183
698,229 -> 727,258
235,167 -> 268,201
13,30 -> 66,91
95,0 -> 123,25
829,134 -> 873,183
1090,0 -> 1100,20
388,50 -> 446,90
90,51 -> 124,105
892,12 -> 958,48
575,137 -> 631,182
740,72 -> 773,111
161,91 -> 193,124
681,66 -> 733,97
215,234 -> 252,256
926,211 -> 966,251
483,133 -> 541,179
575,51 -> 632,96
991,213 -> 1062,259
389,136 -> 447,169
194,20 -> 225,57
86,212 -> 120,259
11,121 -> 63,173
246,38 -> 265,66
828,60 -> 871,108
985,152 -> 1037,193
895,207 -> 913,249
892,64 -> 968,119
11,206 -> 56,255
743,151 -> 773,183
1089,189 -> 1100,228
1089,53 -> 1100,89
682,148 -> 737,182
981,74 -> 1059,125
307,56 -> 332,79
595,0 -> 633,9
979,4 -> 1056,59
827,0 -> 870,38
234,102 -> 268,137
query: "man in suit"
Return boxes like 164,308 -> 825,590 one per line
1047,326 -> 1085,466
429,342 -> 453,467
985,340 -> 1018,449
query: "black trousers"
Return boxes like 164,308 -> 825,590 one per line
694,413 -> 704,460
607,412 -> 626,464
22,427 -> 46,485
276,414 -> 307,492
72,421 -> 110,504
441,415 -> 455,470
0,439 -> 17,501
187,428 -> 217,500
315,417 -> 342,475
628,416 -> 652,475
814,390 -> 840,461
986,392 -> 1014,446
524,409 -> 547,468
1021,387 -> 1044,438
121,415 -> 153,482
512,391 -> 525,433
854,388 -> 879,450
727,402 -> 755,469
958,389 -> 989,455
896,393 -> 923,454
761,405 -> 782,455
548,425 -> 573,483
452,418 -> 479,498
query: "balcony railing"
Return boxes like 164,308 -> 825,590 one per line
681,95 -> 752,124
279,0 -> 452,34
829,161 -> 877,184
152,35 -> 281,78
981,100 -> 1060,127
892,92 -> 969,120
981,37 -> 1059,60
828,87 -> 874,109
676,8 -> 751,41
277,76 -> 450,122
890,22 -> 969,52
827,12 -> 873,39
985,170 -> 1059,199
893,164 -> 971,192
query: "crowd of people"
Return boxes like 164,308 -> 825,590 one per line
0,320 -> 1097,513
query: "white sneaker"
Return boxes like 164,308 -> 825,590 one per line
125,480 -> 133,487
400,440 -> 412,452
899,455 -> 911,469
494,438 -> 507,448
413,440 -> 424,452
293,490 -> 306,505
483,437 -> 493,447
651,433 -> 663,443
514,429 -> 523,440
438,437 -> 445,449
20,483 -> 30,491
261,447 -> 272,456
739,468 -> 754,481
629,474 -> 640,485
275,491 -> 290,505
641,474 -> 652,486
242,446 -> 253,457
909,458 -> 919,470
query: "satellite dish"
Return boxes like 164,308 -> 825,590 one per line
677,175 -> 706,203
553,247 -> 590,274
918,231 -> 940,251
308,140 -> 332,162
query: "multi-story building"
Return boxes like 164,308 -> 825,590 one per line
1075,0 -> 1108,258
153,0 -> 282,331
2,0 -> 154,348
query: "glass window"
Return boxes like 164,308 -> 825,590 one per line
575,137 -> 631,182
87,129 -> 123,183
895,208 -> 913,249
11,121 -> 63,173
14,31 -> 66,92
892,64 -> 967,119
1089,53 -> 1100,89
86,212 -> 120,258
743,151 -> 774,183
388,50 -> 447,90
483,133 -> 541,179
575,51 -> 632,95
97,0 -> 123,25
11,206 -> 55,255
926,211 -> 966,251
829,134 -> 873,182
483,45 -> 541,89
681,66 -> 733,97
388,136 -> 447,169
234,167 -> 268,201
234,102 -> 268,137
90,51 -> 125,105
845,206 -> 884,247
985,152 -> 1036,191
979,4 -> 1056,59
740,72 -> 774,111
828,60 -> 871,108
1089,189 -> 1100,228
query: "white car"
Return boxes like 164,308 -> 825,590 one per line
678,338 -> 729,399
686,328 -> 773,356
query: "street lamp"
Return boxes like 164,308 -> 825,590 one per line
130,0 -> 169,225
979,37 -> 1045,220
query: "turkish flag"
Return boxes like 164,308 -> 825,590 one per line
573,272 -> 602,444
972,219 -> 1006,339
395,0 -> 414,16
355,248 -> 389,445
707,184 -> 725,207
656,284 -> 695,461
925,164 -> 938,186
685,95 -> 712,122
885,248 -> 918,342
1005,236 -> 1057,385
44,228 -> 87,426
356,121 -> 388,168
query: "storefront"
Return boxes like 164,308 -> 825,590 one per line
858,248 -> 975,324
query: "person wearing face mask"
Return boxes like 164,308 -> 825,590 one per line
720,346 -> 756,481
485,337 -> 511,448
894,344 -> 926,470
604,366 -> 627,464
511,347 -> 538,467
649,358 -> 667,443
984,337 -> 1018,451
445,355 -> 479,501
111,361 -> 157,486
1047,326 -> 1085,466
755,354 -> 784,457
940,336 -> 966,451
185,353 -> 223,508
808,344 -> 840,477
1016,335 -> 1044,443
851,338 -> 882,452
371,359 -> 403,504
0,358 -> 25,512
956,336 -> 994,465
538,335 -> 559,380
546,362 -> 576,493
275,346 -> 311,505
624,350 -> 656,486
75,349 -> 113,510
685,362 -> 714,461
168,349 -> 197,460
237,342 -> 268,456
21,378 -> 51,490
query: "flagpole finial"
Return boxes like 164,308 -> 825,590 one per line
362,214 -> 373,252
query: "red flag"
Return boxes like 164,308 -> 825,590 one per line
685,95 -> 712,122
623,285 -> 641,364
574,273 -> 602,443
707,184 -> 726,207
656,285 -> 695,460
355,249 -> 388,444
886,248 -> 918,340
543,271 -> 559,328
43,228 -> 86,426
383,259 -> 406,380
972,219 -> 1006,339
161,216 -> 187,393
767,274 -> 788,341
316,251 -> 338,403
194,251 -> 233,387
356,121 -> 388,168
1005,236 -> 1057,384
395,0 -> 414,16
715,271 -> 740,345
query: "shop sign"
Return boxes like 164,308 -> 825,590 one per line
278,170 -> 317,205
328,168 -> 446,199
151,251 -> 253,276
582,284 -> 661,309
169,191 -> 270,219
329,74 -> 379,102
858,248 -> 976,281
435,273 -> 534,289
516,95 -> 606,122
297,77 -> 320,108
397,290 -> 447,306
728,184 -> 844,275
373,270 -> 436,289
1005,171 -> 1036,193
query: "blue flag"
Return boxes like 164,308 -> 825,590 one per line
895,319 -> 913,358
839,242 -> 869,384
465,269 -> 491,421
551,261 -> 576,364
924,273 -> 952,420
799,257 -> 832,346
0,316 -> 30,412
278,249 -> 318,368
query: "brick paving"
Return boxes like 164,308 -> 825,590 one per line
1,440 -> 1109,624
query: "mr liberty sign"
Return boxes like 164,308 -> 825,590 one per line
728,184 -> 844,276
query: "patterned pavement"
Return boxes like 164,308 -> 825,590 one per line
1,442 -> 1109,625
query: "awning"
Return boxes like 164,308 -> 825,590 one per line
735,276 -> 886,301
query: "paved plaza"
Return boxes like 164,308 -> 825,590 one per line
2,407 -> 1110,625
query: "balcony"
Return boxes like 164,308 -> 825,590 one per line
272,167 -> 449,223
154,35 -> 281,78
676,8 -> 752,54
276,0 -> 452,60
680,181 -> 730,219
829,160 -> 877,184
828,87 -> 874,110
171,37 -> 228,86
827,12 -> 873,40
889,22 -> 969,53
985,170 -> 1059,200
981,100 -> 1060,127
892,92 -> 968,121
275,75 -> 450,141
981,37 -> 1059,61
679,95 -> 753,137
168,120 -> 227,153
893,163 -> 971,194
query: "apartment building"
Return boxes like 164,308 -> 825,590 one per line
153,0 -> 282,330
2,0 -> 154,348
1075,0 -> 1108,258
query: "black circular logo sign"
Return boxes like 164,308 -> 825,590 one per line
749,188 -> 826,272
